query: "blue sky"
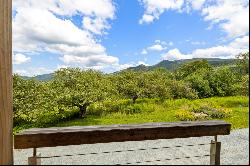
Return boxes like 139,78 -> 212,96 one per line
12,0 -> 249,76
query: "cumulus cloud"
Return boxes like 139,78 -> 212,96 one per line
162,48 -> 192,60
139,0 -> 184,24
141,40 -> 168,54
139,0 -> 249,38
162,35 -> 249,60
13,0 -> 119,72
148,44 -> 166,51
202,0 -> 249,38
13,53 -> 31,64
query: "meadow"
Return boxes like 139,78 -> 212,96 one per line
56,96 -> 249,130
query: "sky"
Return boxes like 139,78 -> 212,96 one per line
12,0 -> 249,76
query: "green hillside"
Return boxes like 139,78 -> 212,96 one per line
126,58 -> 236,72
21,58 -> 237,81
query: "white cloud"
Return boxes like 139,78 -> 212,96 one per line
191,41 -> 206,45
162,36 -> 249,60
141,40 -> 168,54
141,49 -> 148,55
162,48 -> 192,61
202,0 -> 249,38
168,42 -> 174,46
13,53 -> 31,64
83,17 -> 111,35
139,0 -> 249,38
14,69 -> 29,76
61,54 -> 118,67
148,44 -> 166,51
13,0 -> 119,70
13,0 -> 115,27
14,67 -> 55,76
186,0 -> 206,10
229,35 -> 249,49
139,0 -> 185,24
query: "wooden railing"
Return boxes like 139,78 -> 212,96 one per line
14,120 -> 231,165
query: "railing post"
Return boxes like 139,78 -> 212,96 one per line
0,0 -> 13,165
28,148 -> 41,165
210,136 -> 221,165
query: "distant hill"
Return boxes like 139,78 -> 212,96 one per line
21,58 -> 237,81
21,73 -> 54,81
125,58 -> 236,72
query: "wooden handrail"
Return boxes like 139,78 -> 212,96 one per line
14,120 -> 230,149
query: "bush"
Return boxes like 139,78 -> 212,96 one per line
191,105 -> 231,119
175,105 -> 232,121
175,110 -> 195,121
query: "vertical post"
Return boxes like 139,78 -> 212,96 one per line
210,136 -> 221,165
0,0 -> 13,165
28,148 -> 41,165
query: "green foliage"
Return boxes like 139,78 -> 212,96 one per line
208,66 -> 236,96
175,103 -> 231,121
175,110 -> 195,121
13,56 -> 249,132
56,96 -> 248,130
175,60 -> 212,79
168,80 -> 198,99
191,105 -> 231,119
232,75 -> 249,96
235,52 -> 249,75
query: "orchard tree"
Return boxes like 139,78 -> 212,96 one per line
175,60 -> 212,80
52,68 -> 116,118
208,66 -> 237,96
137,68 -> 173,100
13,74 -> 56,125
110,70 -> 140,101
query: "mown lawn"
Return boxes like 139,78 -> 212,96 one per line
56,96 -> 249,130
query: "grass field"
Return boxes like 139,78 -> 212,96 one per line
56,96 -> 249,130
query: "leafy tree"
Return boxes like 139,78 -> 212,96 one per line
169,80 -> 198,99
236,52 -> 249,75
13,74 -> 59,125
52,68 -> 115,118
208,66 -> 236,96
137,68 -> 172,100
185,70 -> 212,98
175,60 -> 212,80
110,70 -> 140,100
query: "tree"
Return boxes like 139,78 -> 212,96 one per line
13,74 -> 57,125
52,68 -> 115,118
175,60 -> 212,80
236,52 -> 249,75
184,72 -> 212,98
137,68 -> 172,100
208,66 -> 236,97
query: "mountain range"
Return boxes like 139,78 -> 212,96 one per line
21,58 -> 236,81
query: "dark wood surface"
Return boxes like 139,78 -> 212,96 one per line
14,121 -> 231,149
0,0 -> 13,164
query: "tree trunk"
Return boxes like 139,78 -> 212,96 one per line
79,103 -> 89,118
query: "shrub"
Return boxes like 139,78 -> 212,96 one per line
191,105 -> 231,119
175,105 -> 232,121
175,110 -> 195,121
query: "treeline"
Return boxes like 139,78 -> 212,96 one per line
13,52 -> 249,128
